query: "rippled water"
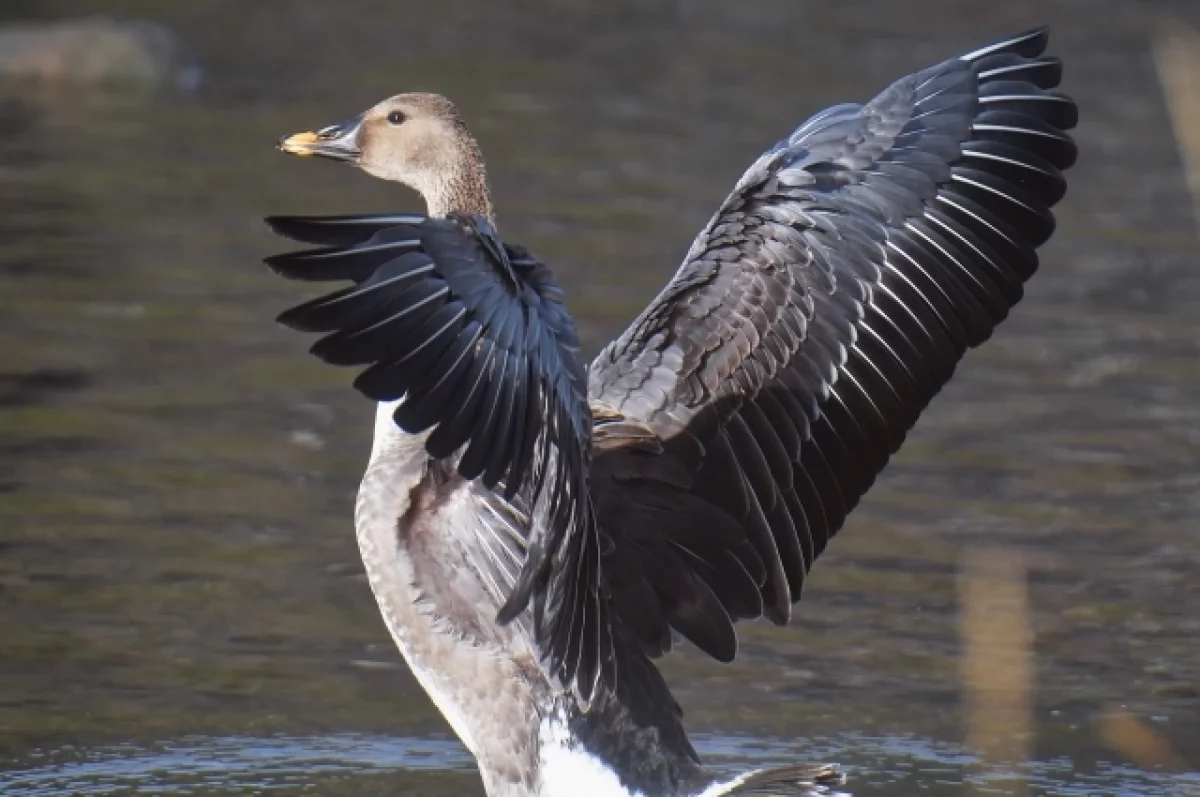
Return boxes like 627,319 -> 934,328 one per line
2,0 -> 1199,794
6,733 -> 1199,796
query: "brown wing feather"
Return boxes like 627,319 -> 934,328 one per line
587,27 -> 1076,671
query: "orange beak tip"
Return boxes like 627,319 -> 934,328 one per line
279,131 -> 320,155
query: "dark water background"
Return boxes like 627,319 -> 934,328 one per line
2,0 -> 1199,794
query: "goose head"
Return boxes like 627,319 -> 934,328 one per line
278,92 -> 493,220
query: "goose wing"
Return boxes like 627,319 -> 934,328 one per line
264,213 -> 600,652
579,27 -> 1076,684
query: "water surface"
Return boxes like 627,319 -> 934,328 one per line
2,0 -> 1199,794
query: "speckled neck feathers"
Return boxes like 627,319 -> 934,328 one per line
424,129 -> 494,222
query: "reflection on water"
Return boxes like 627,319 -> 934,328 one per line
2,0 -> 1199,795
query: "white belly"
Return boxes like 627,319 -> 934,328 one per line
537,718 -> 641,797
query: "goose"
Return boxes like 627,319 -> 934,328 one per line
263,27 -> 1077,797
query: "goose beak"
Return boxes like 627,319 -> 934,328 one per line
278,115 -> 363,162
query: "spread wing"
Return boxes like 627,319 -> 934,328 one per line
264,213 -> 591,498
264,212 -> 608,699
584,26 -> 1077,682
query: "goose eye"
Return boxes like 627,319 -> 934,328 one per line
387,110 -> 406,126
